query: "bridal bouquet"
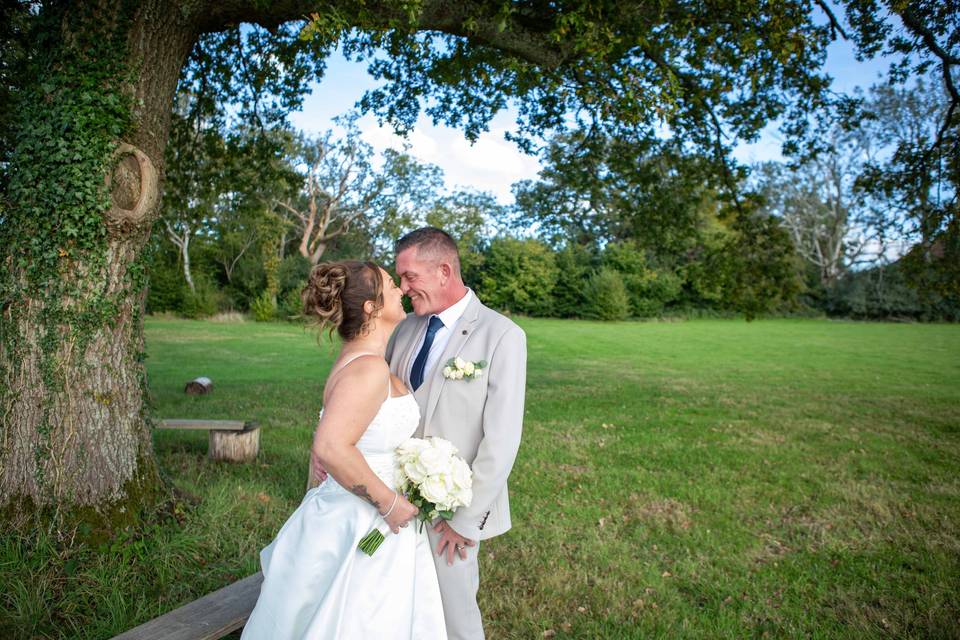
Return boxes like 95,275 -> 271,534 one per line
358,437 -> 473,556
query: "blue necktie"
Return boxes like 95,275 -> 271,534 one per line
411,315 -> 444,391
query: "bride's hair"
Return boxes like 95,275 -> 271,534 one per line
302,260 -> 384,341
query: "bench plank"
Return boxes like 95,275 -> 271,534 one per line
112,572 -> 263,640
157,420 -> 250,431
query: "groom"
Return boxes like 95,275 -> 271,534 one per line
387,227 -> 527,640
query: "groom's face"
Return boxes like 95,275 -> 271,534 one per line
396,247 -> 444,316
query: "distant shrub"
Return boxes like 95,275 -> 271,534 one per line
603,241 -> 683,317
632,269 -> 684,316
278,284 -> 306,321
182,276 -> 222,319
251,293 -> 276,322
552,243 -> 596,317
584,268 -> 630,321
278,254 -> 312,293
146,261 -> 185,314
824,263 -> 960,321
478,237 -> 558,316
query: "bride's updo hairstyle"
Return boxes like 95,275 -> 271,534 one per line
302,260 -> 384,341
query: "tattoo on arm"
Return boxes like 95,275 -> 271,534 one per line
350,484 -> 381,511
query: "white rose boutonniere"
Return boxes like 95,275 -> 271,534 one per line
442,356 -> 487,381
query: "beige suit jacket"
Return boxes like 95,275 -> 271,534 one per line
386,295 -> 527,541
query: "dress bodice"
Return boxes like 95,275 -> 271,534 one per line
317,392 -> 421,488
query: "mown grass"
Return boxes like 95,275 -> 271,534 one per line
2,317 -> 959,639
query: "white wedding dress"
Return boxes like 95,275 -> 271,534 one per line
241,370 -> 447,639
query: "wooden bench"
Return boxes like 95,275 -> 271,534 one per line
156,420 -> 260,463
111,572 -> 263,640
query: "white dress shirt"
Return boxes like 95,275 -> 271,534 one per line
408,288 -> 474,383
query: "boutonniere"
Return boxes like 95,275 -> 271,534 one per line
442,356 -> 487,381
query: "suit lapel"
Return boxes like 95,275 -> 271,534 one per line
422,296 -> 481,430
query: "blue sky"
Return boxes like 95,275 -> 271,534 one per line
288,37 -> 894,204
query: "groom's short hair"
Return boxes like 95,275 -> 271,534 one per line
396,227 -> 461,275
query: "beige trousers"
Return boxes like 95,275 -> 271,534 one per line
425,527 -> 484,640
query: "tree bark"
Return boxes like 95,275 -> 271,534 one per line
0,0 -> 198,533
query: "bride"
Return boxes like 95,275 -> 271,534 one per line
241,260 -> 447,639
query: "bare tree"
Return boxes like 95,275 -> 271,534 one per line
163,218 -> 197,292
277,125 -> 383,265
757,126 -> 884,286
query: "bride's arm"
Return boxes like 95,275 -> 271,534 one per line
311,357 -> 417,531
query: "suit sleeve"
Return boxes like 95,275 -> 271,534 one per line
449,325 -> 527,540
385,325 -> 398,369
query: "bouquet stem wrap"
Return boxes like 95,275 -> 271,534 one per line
358,522 -> 389,556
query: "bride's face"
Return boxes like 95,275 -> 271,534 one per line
376,267 -> 405,325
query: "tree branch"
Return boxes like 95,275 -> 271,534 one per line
276,199 -> 307,223
813,0 -> 850,41
196,1 -> 571,70
899,9 -> 960,66
636,44 -> 744,214
896,7 -> 959,156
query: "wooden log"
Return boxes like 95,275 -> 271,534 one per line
157,419 -> 249,431
208,422 -> 260,463
184,377 -> 213,395
110,572 -> 263,640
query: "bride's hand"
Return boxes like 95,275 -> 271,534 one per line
382,493 -> 418,534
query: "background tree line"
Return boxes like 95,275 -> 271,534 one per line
149,72 -> 957,323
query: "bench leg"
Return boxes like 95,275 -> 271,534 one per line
209,427 -> 260,463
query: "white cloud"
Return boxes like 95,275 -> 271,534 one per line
357,114 -> 541,204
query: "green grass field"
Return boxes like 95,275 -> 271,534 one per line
3,317 -> 960,639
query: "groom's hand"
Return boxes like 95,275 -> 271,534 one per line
310,450 -> 328,484
434,520 -> 476,565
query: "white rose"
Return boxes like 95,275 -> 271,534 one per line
451,457 -> 472,489
439,472 -> 455,492
454,486 -> 473,507
462,361 -> 475,376
396,438 -> 429,462
393,464 -> 407,488
429,437 -> 458,457
454,356 -> 467,370
420,475 -> 451,506
403,460 -> 427,484
417,447 -> 449,476
454,369 -> 464,380
442,366 -> 454,378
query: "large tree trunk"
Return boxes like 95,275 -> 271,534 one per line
0,1 -> 198,535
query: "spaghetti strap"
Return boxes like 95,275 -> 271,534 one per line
329,352 -> 392,403
331,352 -> 379,377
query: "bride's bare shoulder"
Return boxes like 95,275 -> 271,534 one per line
322,355 -> 388,405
